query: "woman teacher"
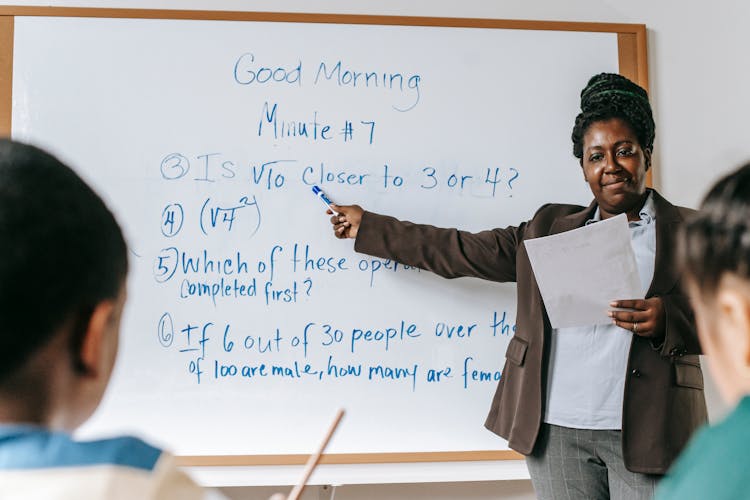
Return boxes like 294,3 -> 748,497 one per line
327,73 -> 707,499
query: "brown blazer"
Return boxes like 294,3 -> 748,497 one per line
355,189 -> 707,474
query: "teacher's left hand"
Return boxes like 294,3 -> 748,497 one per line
608,297 -> 665,340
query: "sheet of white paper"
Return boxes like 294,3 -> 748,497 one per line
523,213 -> 642,329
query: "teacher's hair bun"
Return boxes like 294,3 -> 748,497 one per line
571,73 -> 655,159
580,73 -> 650,113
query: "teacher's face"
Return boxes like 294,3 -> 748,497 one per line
581,117 -> 651,220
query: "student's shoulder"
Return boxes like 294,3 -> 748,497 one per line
81,434 -> 164,471
701,397 -> 750,459
0,427 -> 218,500
657,401 -> 750,499
0,426 -> 163,472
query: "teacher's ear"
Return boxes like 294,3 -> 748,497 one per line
644,147 -> 653,171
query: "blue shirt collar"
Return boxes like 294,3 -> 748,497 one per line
586,190 -> 656,226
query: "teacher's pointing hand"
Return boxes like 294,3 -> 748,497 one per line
608,297 -> 665,340
327,204 -> 364,239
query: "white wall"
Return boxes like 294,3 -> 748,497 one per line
3,0 -> 748,498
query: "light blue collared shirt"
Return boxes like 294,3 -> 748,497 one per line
544,191 -> 657,430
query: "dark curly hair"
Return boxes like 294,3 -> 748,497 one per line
679,162 -> 750,296
571,73 -> 655,160
0,139 -> 128,381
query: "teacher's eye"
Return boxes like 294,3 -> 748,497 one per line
588,153 -> 603,162
616,148 -> 634,157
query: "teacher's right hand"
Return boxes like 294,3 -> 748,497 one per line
328,204 -> 363,239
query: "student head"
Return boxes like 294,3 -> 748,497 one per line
0,139 -> 128,431
680,163 -> 750,405
571,73 -> 655,220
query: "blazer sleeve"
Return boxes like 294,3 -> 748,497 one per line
353,211 -> 525,283
655,204 -> 701,358
657,290 -> 701,357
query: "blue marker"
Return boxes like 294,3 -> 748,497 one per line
312,185 -> 338,215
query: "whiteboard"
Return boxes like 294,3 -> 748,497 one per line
10,14 -> 619,458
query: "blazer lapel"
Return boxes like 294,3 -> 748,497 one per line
549,199 -> 597,235
646,190 -> 684,298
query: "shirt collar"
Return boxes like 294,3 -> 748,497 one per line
0,423 -> 49,439
586,190 -> 656,226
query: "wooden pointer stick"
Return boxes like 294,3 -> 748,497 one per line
287,408 -> 345,500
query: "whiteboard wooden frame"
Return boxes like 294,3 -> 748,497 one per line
0,7 -> 649,466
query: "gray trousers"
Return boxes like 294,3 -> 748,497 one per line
525,424 -> 660,500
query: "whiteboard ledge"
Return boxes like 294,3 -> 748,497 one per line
176,450 -> 523,466
184,460 -> 530,487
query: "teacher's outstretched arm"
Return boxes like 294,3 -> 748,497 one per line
326,204 -> 524,283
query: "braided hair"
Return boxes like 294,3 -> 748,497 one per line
679,163 -> 750,295
571,73 -> 655,160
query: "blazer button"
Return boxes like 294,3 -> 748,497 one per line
631,369 -> 641,378
669,347 -> 679,356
